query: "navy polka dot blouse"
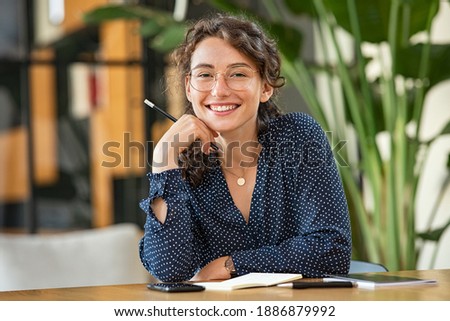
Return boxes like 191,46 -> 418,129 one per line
139,113 -> 351,282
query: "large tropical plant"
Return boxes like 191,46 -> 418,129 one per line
84,0 -> 450,271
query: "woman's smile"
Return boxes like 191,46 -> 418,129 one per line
207,104 -> 240,112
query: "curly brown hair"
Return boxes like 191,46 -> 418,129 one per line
172,13 -> 285,187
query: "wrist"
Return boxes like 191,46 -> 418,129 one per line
224,256 -> 237,278
152,143 -> 181,173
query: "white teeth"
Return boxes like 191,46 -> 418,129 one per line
209,105 -> 237,112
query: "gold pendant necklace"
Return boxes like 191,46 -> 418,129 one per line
220,139 -> 260,187
237,177 -> 246,186
222,167 -> 247,186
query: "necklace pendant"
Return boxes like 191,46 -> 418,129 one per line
237,177 -> 246,186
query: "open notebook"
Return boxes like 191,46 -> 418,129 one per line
194,272 -> 303,291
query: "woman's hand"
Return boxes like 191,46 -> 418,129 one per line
150,114 -> 217,224
152,114 -> 218,173
190,256 -> 230,282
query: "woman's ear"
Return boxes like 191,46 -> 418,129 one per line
185,76 -> 192,102
260,82 -> 274,103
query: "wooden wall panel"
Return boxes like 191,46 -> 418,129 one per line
91,20 -> 144,227
29,49 -> 58,186
1,2 -> 145,229
100,21 -> 141,61
91,110 -> 114,227
129,66 -> 146,174
0,128 -> 29,202
62,0 -> 109,34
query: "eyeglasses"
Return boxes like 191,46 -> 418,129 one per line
188,65 -> 257,92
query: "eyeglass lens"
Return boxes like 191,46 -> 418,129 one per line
189,66 -> 255,92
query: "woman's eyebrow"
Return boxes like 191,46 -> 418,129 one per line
191,63 -> 214,70
191,62 -> 253,70
227,63 -> 253,69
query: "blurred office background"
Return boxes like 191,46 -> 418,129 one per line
1,0 -> 307,232
0,0 -> 449,290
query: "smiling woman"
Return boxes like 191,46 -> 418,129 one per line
138,13 -> 351,283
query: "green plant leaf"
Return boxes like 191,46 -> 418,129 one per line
397,44 -> 450,88
440,121 -> 450,137
285,0 -> 440,44
150,24 -> 186,53
417,219 -> 450,241
83,5 -> 144,23
264,22 -> 302,62
83,4 -> 183,54
140,19 -> 163,38
283,0 -> 316,16
207,0 -> 246,14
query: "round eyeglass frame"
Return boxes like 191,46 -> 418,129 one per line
187,67 -> 258,92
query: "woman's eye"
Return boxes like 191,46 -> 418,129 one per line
228,68 -> 252,78
196,72 -> 213,78
231,72 -> 247,78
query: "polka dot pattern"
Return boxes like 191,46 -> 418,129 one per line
139,113 -> 351,282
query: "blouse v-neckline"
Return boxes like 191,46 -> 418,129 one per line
217,150 -> 265,225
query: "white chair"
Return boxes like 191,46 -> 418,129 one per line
349,260 -> 388,273
0,223 -> 152,291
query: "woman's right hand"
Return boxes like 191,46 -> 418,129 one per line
150,115 -> 217,224
151,114 -> 218,173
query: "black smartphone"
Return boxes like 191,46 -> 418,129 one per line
147,283 -> 205,293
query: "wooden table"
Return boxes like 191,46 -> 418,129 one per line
1,269 -> 449,301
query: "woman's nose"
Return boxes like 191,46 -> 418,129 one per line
211,74 -> 231,96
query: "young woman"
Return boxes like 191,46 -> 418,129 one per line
139,14 -> 351,282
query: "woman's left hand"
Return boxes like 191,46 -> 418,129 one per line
190,256 -> 230,281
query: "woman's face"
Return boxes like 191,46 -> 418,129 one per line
185,37 -> 273,137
